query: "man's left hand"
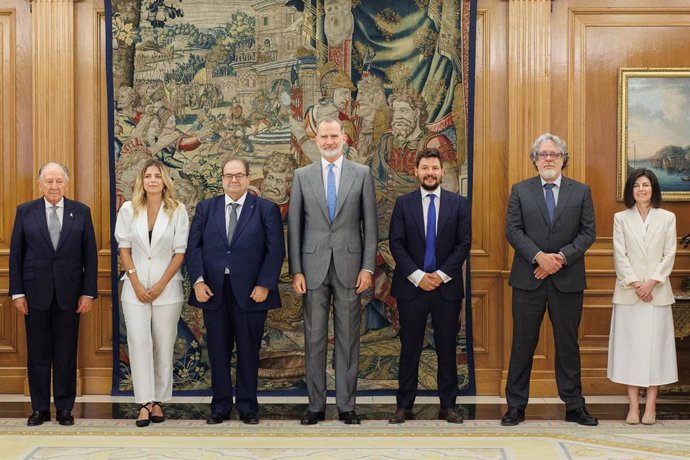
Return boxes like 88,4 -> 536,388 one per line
76,296 -> 93,314
355,270 -> 373,294
250,285 -> 269,303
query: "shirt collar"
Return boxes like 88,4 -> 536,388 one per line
321,155 -> 344,171
225,192 -> 247,207
420,187 -> 441,200
540,175 -> 562,188
44,198 -> 64,209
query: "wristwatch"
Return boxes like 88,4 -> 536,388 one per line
126,268 -> 137,276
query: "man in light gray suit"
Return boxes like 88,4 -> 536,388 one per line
502,133 -> 597,427
289,117 -> 377,425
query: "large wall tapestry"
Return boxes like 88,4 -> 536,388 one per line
107,0 -> 477,395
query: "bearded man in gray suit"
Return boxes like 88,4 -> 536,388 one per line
288,117 -> 377,425
502,133 -> 597,427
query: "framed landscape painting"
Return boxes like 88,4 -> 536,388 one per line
618,68 -> 690,201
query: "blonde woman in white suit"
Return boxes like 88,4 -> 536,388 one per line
609,168 -> 677,426
115,159 -> 189,427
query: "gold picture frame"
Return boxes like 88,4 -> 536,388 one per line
618,68 -> 690,201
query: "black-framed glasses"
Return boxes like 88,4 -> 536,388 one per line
536,152 -> 563,160
222,173 -> 248,181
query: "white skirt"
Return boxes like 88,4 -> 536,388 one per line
607,300 -> 678,387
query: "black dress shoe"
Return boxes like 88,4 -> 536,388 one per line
338,410 -> 361,425
27,410 -> 50,426
56,409 -> 74,426
500,407 -> 525,426
439,408 -> 464,424
239,412 -> 260,425
150,401 -> 165,423
206,413 -> 231,425
300,410 -> 325,425
388,408 -> 414,424
565,407 -> 598,426
135,404 -> 151,427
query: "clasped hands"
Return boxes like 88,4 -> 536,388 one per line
534,252 -> 565,280
419,272 -> 443,291
629,280 -> 657,303
193,282 -> 269,303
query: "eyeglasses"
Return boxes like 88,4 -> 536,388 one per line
222,173 -> 248,181
536,152 -> 563,160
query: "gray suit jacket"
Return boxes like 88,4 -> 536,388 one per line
506,175 -> 595,292
288,158 -> 377,290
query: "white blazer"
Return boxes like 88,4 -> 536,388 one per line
114,201 -> 189,305
612,207 -> 676,306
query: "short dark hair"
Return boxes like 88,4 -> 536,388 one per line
221,156 -> 250,175
623,168 -> 662,208
415,148 -> 442,168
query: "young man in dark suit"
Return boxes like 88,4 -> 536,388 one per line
186,157 -> 285,425
388,148 -> 470,424
10,162 -> 98,426
502,133 -> 597,426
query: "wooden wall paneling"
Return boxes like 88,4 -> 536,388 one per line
472,0 -> 509,394
75,0 -> 111,394
553,2 -> 690,395
503,0 -> 558,397
0,1 -> 31,393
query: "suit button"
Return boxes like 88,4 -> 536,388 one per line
227,251 -> 231,254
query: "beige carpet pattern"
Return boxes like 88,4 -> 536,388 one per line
1,419 -> 690,459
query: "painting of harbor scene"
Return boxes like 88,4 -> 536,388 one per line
618,68 -> 690,200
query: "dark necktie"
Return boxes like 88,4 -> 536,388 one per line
544,183 -> 556,224
48,205 -> 61,249
327,163 -> 336,223
227,202 -> 239,244
423,194 -> 437,272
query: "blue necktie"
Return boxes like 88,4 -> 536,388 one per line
327,163 -> 336,223
544,183 -> 556,224
423,194 -> 436,272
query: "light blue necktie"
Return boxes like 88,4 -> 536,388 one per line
423,194 -> 436,272
327,163 -> 336,223
544,183 -> 556,224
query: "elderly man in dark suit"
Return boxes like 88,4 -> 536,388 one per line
187,156 -> 284,425
288,116 -> 377,425
502,133 -> 597,426
10,162 -> 98,426
387,148 -> 470,424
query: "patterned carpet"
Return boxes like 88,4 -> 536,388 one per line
2,419 -> 690,459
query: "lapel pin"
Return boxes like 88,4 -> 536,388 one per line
70,212 -> 73,217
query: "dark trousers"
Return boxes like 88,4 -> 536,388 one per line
396,289 -> 460,410
505,280 -> 585,410
203,275 -> 267,416
25,294 -> 80,412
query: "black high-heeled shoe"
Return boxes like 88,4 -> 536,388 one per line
150,401 -> 165,423
135,404 -> 151,427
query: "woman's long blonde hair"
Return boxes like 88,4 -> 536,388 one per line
131,159 -> 180,216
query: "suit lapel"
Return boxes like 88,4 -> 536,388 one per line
150,205 -> 170,250
230,193 -> 257,246
305,162 -> 330,223
134,205 -> 150,250
334,158 -> 354,220
32,198 -> 54,250
412,190 -> 425,241
643,207 -> 659,250
436,188 -> 452,236
212,196 -> 229,247
623,208 -> 646,252
57,199 -> 77,252
528,178 -> 551,226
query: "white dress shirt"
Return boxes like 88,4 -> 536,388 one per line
407,187 -> 452,287
321,156 -> 343,198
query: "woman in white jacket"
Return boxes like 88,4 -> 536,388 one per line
115,159 -> 189,427
608,168 -> 677,425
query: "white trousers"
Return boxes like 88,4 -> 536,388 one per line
122,301 -> 183,403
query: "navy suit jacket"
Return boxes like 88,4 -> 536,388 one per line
186,193 -> 285,311
389,188 -> 470,302
9,197 -> 98,310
